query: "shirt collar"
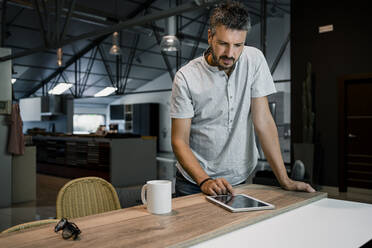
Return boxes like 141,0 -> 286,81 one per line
202,47 -> 238,74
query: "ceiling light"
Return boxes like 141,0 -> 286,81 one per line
11,78 -> 16,84
160,35 -> 180,52
94,87 -> 117,97
109,32 -> 121,55
48,83 -> 72,95
160,16 -> 180,52
57,48 -> 63,67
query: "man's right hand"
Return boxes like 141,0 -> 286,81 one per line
200,178 -> 234,196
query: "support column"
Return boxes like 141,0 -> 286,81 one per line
260,0 -> 267,56
0,47 -> 12,207
1,0 -> 8,46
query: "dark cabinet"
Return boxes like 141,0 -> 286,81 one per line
132,103 -> 159,137
110,103 -> 159,137
110,105 -> 124,120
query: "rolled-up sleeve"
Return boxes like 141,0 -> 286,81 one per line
251,50 -> 277,98
170,71 -> 194,118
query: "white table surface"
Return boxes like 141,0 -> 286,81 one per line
191,198 -> 372,248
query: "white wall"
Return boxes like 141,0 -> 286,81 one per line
19,97 -> 41,121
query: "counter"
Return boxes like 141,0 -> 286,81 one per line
0,184 -> 328,247
32,134 -> 157,187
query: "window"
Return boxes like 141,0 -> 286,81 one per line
73,114 -> 105,134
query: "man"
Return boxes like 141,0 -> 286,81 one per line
170,2 -> 315,196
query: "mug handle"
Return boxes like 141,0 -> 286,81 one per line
141,184 -> 147,205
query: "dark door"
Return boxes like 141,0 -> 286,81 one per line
342,78 -> 372,190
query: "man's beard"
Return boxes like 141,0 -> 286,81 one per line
210,46 -> 236,70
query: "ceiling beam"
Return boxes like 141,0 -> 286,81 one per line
54,0 -> 61,45
0,0 -> 223,62
180,11 -> 207,30
24,34 -> 109,97
22,0 -> 166,97
126,0 -> 157,19
97,45 -> 117,88
10,45 -> 170,71
270,32 -> 290,74
8,23 -> 203,61
79,46 -> 98,97
79,76 -> 106,93
121,34 -> 140,94
189,14 -> 208,60
7,0 -> 208,33
13,63 -> 152,81
13,75 -> 150,84
59,0 -> 76,41
178,32 -> 208,44
152,25 -> 174,80
7,8 -> 23,26
31,0 -> 48,46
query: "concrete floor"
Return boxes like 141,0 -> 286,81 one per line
319,185 -> 372,205
0,174 -> 68,232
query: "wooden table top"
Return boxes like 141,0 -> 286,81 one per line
0,184 -> 327,248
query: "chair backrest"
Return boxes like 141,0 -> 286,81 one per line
1,219 -> 58,234
56,177 -> 121,219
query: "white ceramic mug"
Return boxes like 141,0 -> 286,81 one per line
141,180 -> 172,214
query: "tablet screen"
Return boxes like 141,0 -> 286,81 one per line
213,194 -> 269,208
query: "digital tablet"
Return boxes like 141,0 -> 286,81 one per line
206,194 -> 275,212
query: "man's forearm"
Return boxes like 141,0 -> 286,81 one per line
255,118 -> 315,192
256,120 -> 290,186
172,140 -> 210,185
172,140 -> 234,195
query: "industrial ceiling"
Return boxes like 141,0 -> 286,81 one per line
0,0 -> 290,100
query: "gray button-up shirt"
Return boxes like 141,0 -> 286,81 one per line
170,46 -> 276,185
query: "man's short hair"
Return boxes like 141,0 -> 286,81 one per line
209,1 -> 251,35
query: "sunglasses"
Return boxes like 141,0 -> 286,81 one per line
55,218 -> 81,240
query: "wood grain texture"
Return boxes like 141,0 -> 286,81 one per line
0,184 -> 327,248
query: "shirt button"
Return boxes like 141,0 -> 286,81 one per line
230,108 -> 234,111
230,96 -> 233,99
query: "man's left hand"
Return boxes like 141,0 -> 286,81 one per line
281,178 -> 316,193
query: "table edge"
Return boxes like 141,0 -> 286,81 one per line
169,192 -> 328,248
